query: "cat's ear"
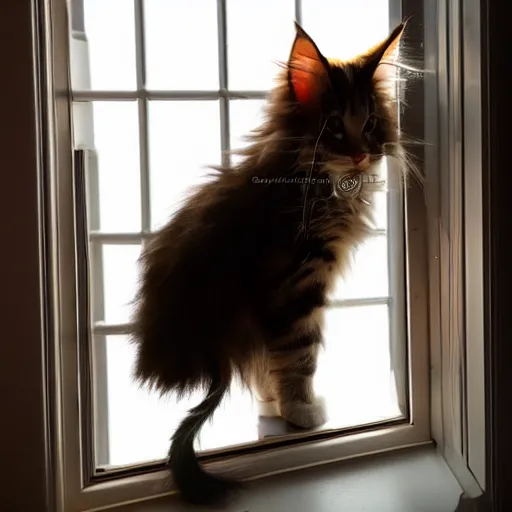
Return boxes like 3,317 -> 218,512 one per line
366,20 -> 407,90
288,23 -> 330,107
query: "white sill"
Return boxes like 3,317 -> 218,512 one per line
111,445 -> 463,512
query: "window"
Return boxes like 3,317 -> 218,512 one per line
55,0 -> 430,509
3,0 -> 497,509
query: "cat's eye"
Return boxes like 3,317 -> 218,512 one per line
363,114 -> 378,135
326,115 -> 344,140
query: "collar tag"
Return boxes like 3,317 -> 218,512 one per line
334,173 -> 384,199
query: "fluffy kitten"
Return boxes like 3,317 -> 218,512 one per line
131,21 -> 409,506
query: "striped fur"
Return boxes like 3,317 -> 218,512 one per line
130,21 -> 409,507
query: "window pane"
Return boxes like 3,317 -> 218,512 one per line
102,245 -> 141,325
229,99 -> 266,164
370,159 -> 388,231
144,0 -> 219,90
72,0 -> 137,90
329,235 -> 389,300
227,0 -> 295,90
148,101 -> 221,230
101,335 -> 258,466
98,306 -> 401,465
301,0 -> 390,61
315,305 -> 401,426
73,102 -> 141,232
373,192 -> 388,231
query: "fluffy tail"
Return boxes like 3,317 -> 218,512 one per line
169,373 -> 242,506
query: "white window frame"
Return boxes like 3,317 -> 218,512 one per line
427,0 -> 487,501
45,0 -> 432,510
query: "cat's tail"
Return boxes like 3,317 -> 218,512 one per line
169,371 -> 242,506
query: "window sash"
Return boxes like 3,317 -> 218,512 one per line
81,5 -> 407,471
75,0 -> 411,471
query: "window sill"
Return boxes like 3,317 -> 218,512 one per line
111,445 -> 464,512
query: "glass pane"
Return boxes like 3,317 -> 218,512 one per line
315,305 -> 400,426
71,0 -> 137,90
101,335 -> 258,466
144,0 -> 219,90
102,245 -> 141,324
329,235 -> 389,300
301,0 -> 390,61
73,102 -> 141,232
229,99 -> 266,164
373,192 -> 387,231
97,305 -> 401,466
371,159 -> 388,231
148,101 -> 221,230
227,0 -> 295,90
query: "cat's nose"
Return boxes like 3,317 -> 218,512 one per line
353,153 -> 370,169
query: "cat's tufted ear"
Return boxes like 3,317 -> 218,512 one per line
365,20 -> 407,91
288,23 -> 330,107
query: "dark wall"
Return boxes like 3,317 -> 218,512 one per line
482,0 -> 512,510
0,1 -> 50,510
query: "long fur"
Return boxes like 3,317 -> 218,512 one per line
130,20 -> 418,507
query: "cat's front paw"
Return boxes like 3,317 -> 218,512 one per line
280,397 -> 327,429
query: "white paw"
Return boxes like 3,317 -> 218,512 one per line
280,396 -> 327,429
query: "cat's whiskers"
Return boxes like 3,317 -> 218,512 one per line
299,117 -> 330,237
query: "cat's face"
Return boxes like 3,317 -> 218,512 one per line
287,22 -> 406,172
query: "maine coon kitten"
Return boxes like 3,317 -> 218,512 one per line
131,21 -> 409,506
